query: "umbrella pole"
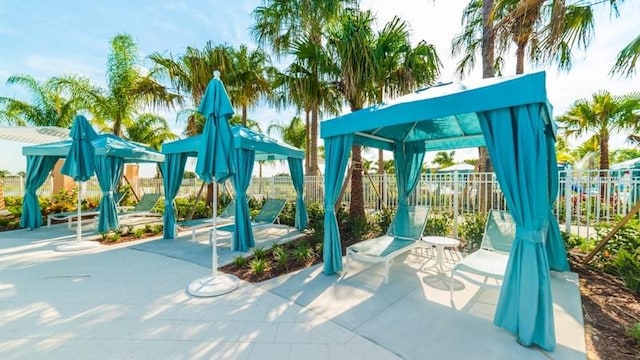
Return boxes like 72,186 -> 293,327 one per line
211,179 -> 218,278
76,182 -> 82,244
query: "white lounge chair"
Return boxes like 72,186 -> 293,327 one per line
216,198 -> 287,234
118,193 -> 162,220
47,192 -> 124,228
178,199 -> 236,242
449,209 -> 516,301
346,205 -> 430,284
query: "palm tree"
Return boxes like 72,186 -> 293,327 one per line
370,16 -> 441,174
267,115 -> 306,149
558,90 -> 640,170
125,113 -> 178,151
150,41 -> 234,136
272,39 -> 342,173
52,33 -> 181,136
432,151 -> 456,169
0,75 -> 80,127
252,0 -> 354,176
226,45 -> 274,126
325,8 -> 377,219
611,34 -> 640,78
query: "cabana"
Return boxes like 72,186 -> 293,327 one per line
161,126 -> 307,252
320,71 -> 568,351
21,134 -> 164,232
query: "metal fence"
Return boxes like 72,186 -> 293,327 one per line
2,168 -> 638,238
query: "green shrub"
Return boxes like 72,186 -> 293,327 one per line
560,230 -> 586,252
174,195 -> 211,220
613,249 -> 640,294
459,212 -> 488,252
424,211 -> 452,236
307,203 -> 324,243
277,202 -> 296,227
249,258 -> 267,276
627,322 -> 640,343
132,228 -> 145,238
372,208 -> 395,235
346,215 -> 369,240
252,247 -> 267,261
233,256 -> 248,268
272,246 -> 289,270
294,242 -> 314,263
593,217 -> 640,268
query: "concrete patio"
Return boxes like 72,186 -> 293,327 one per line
0,223 -> 586,359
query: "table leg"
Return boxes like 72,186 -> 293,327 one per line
436,245 -> 444,273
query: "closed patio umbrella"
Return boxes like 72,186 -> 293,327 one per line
57,115 -> 100,251
187,70 -> 239,297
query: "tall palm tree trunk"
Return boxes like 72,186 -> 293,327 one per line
515,42 -> 526,74
310,107 -> 320,175
477,0 -> 496,212
350,145 -> 365,219
305,111 -> 311,174
242,106 -> 248,126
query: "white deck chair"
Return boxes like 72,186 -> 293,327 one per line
47,192 -> 125,228
346,205 -> 430,284
178,199 -> 236,242
449,209 -> 516,301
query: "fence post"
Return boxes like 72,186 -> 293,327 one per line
453,170 -> 459,238
382,172 -> 388,208
564,165 -> 572,233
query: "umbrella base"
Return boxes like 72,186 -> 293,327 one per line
56,240 -> 101,252
187,275 -> 239,297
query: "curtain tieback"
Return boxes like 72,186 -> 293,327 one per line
516,226 -> 544,243
103,191 -> 113,197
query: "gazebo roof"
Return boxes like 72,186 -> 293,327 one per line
162,125 -> 304,161
22,133 -> 164,163
320,71 -> 551,150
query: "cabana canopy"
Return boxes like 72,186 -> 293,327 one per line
20,133 -> 164,231
320,71 -> 568,352
161,126 -> 307,250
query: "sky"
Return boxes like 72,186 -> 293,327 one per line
0,0 -> 638,176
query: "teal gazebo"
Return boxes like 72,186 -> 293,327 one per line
21,133 -> 164,232
320,71 -> 568,352
161,125 -> 307,251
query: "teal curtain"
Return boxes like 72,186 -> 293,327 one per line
231,148 -> 256,252
393,142 -> 426,226
20,155 -> 58,229
544,125 -> 570,272
322,134 -> 353,275
287,158 -> 308,230
162,153 -> 188,239
95,156 -> 124,233
479,104 -> 555,351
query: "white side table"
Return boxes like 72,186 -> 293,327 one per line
422,236 -> 460,273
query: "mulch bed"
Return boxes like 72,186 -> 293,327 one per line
569,255 -> 640,359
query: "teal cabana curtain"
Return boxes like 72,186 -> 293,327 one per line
95,156 -> 124,233
20,155 -> 58,229
322,134 -> 353,275
287,157 -> 308,230
544,126 -> 570,272
479,104 -> 556,351
162,153 -> 188,239
231,148 -> 256,252
393,142 -> 426,227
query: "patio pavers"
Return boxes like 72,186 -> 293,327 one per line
0,225 -> 586,359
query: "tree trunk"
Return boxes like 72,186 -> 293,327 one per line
515,42 -> 526,74
309,107 -> 319,176
600,132 -> 610,170
305,110 -> 311,174
478,0 -> 496,212
349,145 -> 365,219
242,106 -> 248,126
